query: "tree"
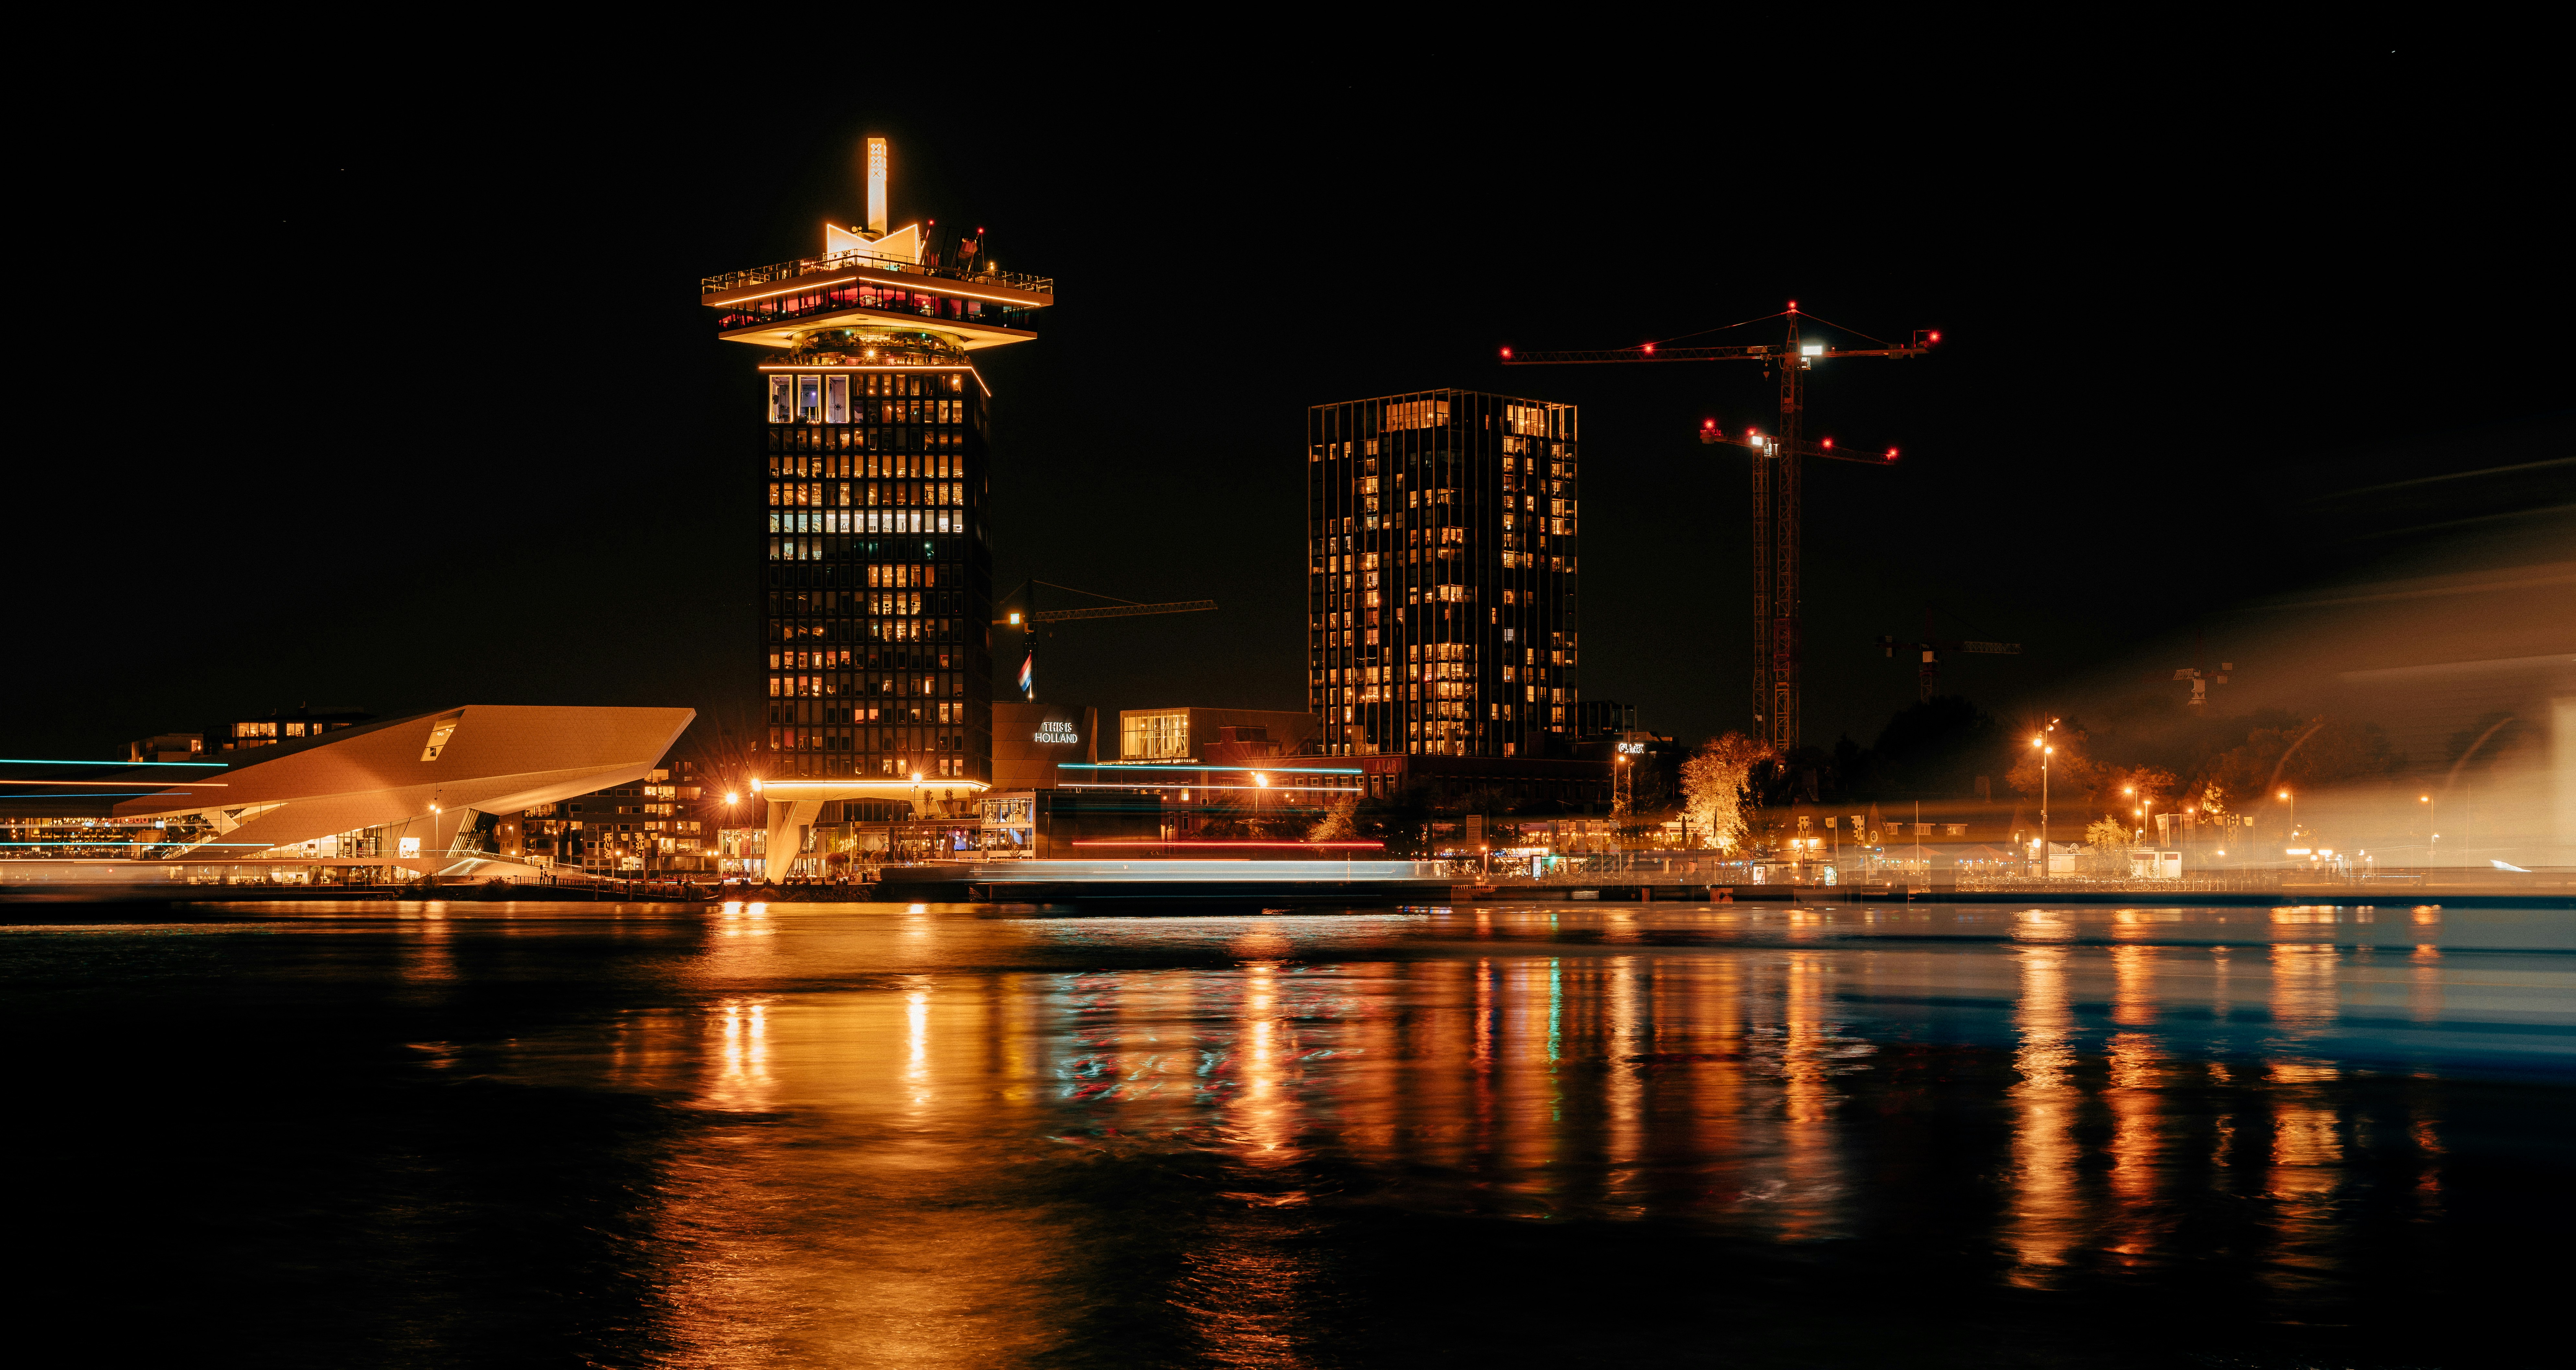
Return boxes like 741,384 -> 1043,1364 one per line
2007,731 -> 2102,799
2084,815 -> 2131,850
1681,732 -> 1773,852
2093,765 -> 2177,823
1868,697 -> 2004,798
1307,796 -> 1357,842
2197,717 -> 2399,804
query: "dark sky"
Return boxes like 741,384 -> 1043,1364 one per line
13,51 -> 2569,760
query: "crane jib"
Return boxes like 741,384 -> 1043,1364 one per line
1498,310 -> 1939,750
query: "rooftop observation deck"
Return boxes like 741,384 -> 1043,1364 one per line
702,245 -> 1054,351
702,244 -> 1052,303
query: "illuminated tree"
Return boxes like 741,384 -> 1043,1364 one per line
1307,796 -> 1357,843
1681,732 -> 1772,851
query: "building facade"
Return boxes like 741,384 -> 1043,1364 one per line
202,705 -> 376,754
1308,390 -> 1581,758
2,705 -> 694,881
699,138 -> 1053,875
499,756 -> 710,874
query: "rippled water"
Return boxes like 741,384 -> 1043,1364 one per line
8,899 -> 2571,1367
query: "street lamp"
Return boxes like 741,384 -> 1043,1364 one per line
2419,794 -> 2435,862
2030,719 -> 2057,873
2279,788 -> 2295,845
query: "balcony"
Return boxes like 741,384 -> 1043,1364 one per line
703,245 -> 1053,301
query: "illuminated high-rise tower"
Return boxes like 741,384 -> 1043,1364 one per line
699,138 -> 1052,861
1307,390 -> 1580,758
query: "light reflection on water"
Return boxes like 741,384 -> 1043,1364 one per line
9,899 -> 2573,1366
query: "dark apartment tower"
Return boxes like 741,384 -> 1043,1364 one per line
1307,390 -> 1581,758
697,138 -> 1053,816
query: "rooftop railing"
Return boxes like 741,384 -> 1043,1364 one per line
703,246 -> 1053,299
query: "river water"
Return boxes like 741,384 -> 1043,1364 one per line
7,899 -> 2570,1367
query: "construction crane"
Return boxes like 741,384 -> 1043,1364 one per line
2161,634 -> 2235,708
1879,607 -> 2021,702
1504,303 -> 1938,752
994,579 -> 1217,701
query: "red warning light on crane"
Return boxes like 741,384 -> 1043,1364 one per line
1643,343 -> 1656,354
1884,448 -> 1901,461
1821,437 -> 1834,449
1500,347 -> 1512,359
1929,331 -> 1941,343
1787,300 -> 1798,312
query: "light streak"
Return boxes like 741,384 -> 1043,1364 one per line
0,758 -> 227,767
1057,763 -> 1363,775
0,779 -> 227,787
1056,782 -> 1359,794
1068,840 -> 1385,849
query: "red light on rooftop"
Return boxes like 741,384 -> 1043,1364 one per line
1702,418 -> 1716,428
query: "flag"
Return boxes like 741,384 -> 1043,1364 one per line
1018,653 -> 1033,697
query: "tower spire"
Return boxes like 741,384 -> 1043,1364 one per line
866,137 -> 889,236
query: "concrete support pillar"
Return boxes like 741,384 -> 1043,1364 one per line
764,799 -> 822,881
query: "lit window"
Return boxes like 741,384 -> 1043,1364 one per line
420,717 -> 459,761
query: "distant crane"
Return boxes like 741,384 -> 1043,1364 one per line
1879,607 -> 2022,702
995,579 -> 1217,701
1505,303 -> 1938,751
2170,636 -> 2235,708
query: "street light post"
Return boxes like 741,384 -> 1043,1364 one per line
2030,719 -> 2056,875
2419,793 -> 2436,864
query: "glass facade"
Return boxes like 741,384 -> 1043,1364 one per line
762,354 -> 993,782
1307,390 -> 1579,758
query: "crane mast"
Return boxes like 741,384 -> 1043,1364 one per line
1504,305 -> 1936,752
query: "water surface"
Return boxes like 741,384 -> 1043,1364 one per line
7,899 -> 2570,1367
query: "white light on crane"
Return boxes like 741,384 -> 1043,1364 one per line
1801,342 -> 1824,356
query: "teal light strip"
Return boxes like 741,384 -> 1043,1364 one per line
0,758 -> 228,767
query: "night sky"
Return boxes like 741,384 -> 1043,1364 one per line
15,55 -> 2569,760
